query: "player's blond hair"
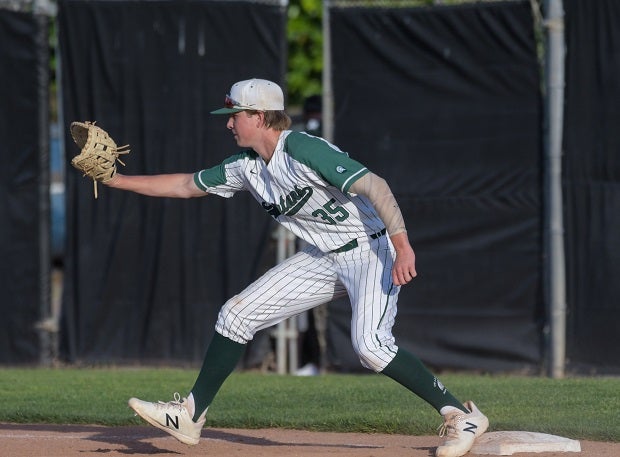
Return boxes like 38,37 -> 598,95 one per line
248,110 -> 292,131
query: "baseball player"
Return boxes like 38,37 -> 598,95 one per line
105,78 -> 488,457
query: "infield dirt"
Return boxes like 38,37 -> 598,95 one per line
0,423 -> 618,457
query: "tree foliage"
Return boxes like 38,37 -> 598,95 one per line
287,0 -> 323,106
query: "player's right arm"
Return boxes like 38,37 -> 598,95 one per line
106,173 -> 207,199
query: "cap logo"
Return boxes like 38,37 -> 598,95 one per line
225,95 -> 242,108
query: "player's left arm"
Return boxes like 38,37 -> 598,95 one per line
349,173 -> 417,286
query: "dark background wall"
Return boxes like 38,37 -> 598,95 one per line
0,10 -> 48,363
57,0 -> 288,362
562,0 -> 620,373
327,1 -> 543,373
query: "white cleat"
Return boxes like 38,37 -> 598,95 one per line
435,400 -> 489,457
128,393 -> 206,445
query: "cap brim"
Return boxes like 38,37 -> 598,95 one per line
210,107 -> 245,114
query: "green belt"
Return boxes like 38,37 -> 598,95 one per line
331,228 -> 387,254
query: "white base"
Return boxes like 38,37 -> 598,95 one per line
470,431 -> 581,455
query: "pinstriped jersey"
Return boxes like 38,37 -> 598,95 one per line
194,131 -> 385,252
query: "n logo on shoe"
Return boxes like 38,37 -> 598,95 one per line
166,413 -> 179,429
463,421 -> 477,434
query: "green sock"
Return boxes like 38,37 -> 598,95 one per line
381,348 -> 468,414
191,332 -> 246,421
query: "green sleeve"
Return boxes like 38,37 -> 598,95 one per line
284,132 -> 369,193
193,150 -> 256,191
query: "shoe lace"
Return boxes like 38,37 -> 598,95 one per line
156,392 -> 186,412
437,412 -> 463,439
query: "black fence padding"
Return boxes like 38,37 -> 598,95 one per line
328,1 -> 544,372
563,0 -> 620,373
58,0 -> 286,362
0,10 -> 46,363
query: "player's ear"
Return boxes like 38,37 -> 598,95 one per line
256,111 -> 265,128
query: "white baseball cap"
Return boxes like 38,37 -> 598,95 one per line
211,78 -> 285,114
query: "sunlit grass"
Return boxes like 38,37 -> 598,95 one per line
0,368 -> 617,441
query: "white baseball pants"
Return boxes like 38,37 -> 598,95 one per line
215,234 -> 400,372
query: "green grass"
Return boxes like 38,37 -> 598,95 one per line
0,368 -> 618,442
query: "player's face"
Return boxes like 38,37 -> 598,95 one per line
227,111 -> 260,147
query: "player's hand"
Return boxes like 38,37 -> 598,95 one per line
390,232 -> 417,286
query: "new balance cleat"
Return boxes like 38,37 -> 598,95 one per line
128,392 -> 206,445
435,400 -> 489,457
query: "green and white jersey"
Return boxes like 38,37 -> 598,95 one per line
194,131 -> 385,252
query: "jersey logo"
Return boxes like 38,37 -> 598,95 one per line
336,165 -> 347,173
262,185 -> 313,218
165,413 -> 179,429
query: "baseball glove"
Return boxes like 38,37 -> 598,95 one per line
70,121 -> 130,198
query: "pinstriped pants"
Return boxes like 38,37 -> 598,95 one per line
215,235 -> 400,372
